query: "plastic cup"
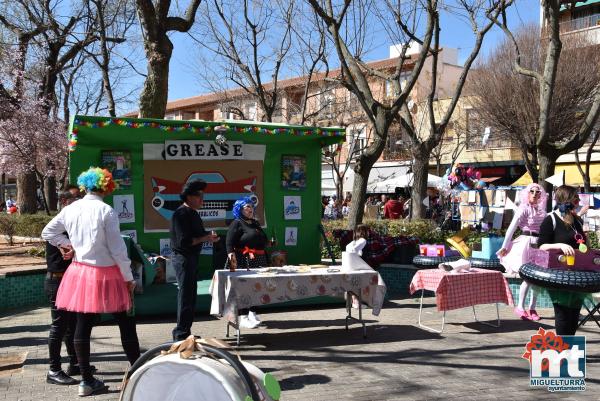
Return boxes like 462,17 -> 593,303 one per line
566,254 -> 575,266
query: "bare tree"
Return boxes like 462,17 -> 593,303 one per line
489,0 -> 600,198
307,0 -> 511,226
470,20 -> 600,197
135,0 -> 202,118
190,0 -> 293,122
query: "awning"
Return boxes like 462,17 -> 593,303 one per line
511,163 -> 600,186
367,173 -> 442,193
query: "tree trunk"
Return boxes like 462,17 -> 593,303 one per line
16,172 -> 38,214
138,40 -> 173,118
538,151 -> 556,212
346,168 -> 368,229
411,150 -> 430,219
44,176 -> 57,212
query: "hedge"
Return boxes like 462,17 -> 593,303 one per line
0,213 -> 54,244
320,219 -> 508,259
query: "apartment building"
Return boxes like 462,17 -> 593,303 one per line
125,44 -> 464,194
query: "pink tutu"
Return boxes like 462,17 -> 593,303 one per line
498,235 -> 538,275
56,261 -> 131,313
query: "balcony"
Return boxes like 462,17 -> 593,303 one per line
560,13 -> 600,33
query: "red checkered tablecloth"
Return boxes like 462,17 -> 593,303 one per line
409,268 -> 514,311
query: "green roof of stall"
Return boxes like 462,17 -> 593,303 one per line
68,115 -> 345,151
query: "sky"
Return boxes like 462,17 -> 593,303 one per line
162,0 -> 541,104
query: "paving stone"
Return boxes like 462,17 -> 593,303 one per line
1,298 -> 599,400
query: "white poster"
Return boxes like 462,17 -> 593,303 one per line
159,238 -> 172,257
285,227 -> 298,246
201,241 -> 213,255
121,230 -> 137,243
113,194 -> 135,223
283,196 -> 301,220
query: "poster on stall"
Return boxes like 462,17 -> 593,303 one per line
159,238 -> 172,257
101,150 -> 132,189
281,155 -> 306,190
283,196 -> 301,220
285,227 -> 298,246
113,194 -> 135,223
143,159 -> 264,231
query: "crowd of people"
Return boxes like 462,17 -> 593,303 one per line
321,193 -> 416,220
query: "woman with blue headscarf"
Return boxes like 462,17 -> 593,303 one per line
226,196 -> 268,328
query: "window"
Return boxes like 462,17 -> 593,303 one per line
246,102 -> 257,120
318,86 -> 335,118
164,114 -> 176,120
385,72 -> 411,98
349,126 -> 367,154
220,106 -> 236,120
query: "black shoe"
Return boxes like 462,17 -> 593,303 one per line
46,370 -> 78,385
78,378 -> 106,397
66,364 -> 97,376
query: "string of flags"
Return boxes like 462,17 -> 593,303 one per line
69,118 -> 345,152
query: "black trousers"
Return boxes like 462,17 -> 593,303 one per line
73,311 -> 140,382
45,275 -> 77,371
553,302 -> 583,336
172,251 -> 199,341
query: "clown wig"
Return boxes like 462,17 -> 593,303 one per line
232,196 -> 255,220
77,167 -> 116,194
518,183 -> 547,214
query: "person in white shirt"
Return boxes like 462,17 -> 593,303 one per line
42,167 -> 136,397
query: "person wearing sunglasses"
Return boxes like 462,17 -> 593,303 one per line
497,183 -> 548,321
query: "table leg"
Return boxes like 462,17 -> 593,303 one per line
345,291 -> 367,338
417,289 -> 445,333
226,316 -> 241,346
472,303 -> 501,328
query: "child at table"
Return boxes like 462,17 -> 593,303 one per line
496,183 -> 547,321
537,185 -> 588,335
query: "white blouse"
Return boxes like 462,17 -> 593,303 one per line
41,194 -> 133,282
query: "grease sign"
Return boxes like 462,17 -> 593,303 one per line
165,140 -> 244,160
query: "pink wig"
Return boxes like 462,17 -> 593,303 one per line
519,183 -> 547,213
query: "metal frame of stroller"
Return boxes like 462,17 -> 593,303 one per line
122,341 -> 262,401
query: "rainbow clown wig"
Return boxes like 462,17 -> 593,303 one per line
77,167 -> 116,194
232,197 -> 255,220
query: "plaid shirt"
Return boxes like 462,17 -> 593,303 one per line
333,229 -> 418,267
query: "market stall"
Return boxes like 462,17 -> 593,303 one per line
68,116 -> 345,314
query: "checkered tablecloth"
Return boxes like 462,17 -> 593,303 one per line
409,268 -> 514,311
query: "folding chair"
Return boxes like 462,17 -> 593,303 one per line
578,293 -> 600,329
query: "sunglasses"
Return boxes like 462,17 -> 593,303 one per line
529,190 -> 541,195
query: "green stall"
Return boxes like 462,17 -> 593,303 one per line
68,116 -> 345,315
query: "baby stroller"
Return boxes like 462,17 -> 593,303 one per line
120,337 -> 280,401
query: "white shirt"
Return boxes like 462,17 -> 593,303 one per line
41,194 -> 133,281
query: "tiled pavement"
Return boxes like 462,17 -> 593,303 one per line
1,298 -> 599,401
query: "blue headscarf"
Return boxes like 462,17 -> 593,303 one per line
232,196 -> 255,220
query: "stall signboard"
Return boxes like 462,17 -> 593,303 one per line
68,116 -> 345,278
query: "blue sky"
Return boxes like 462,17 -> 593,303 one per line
158,1 -> 540,103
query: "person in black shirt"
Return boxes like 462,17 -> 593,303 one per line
538,185 -> 587,335
45,189 -> 81,385
171,179 -> 219,341
226,196 -> 268,328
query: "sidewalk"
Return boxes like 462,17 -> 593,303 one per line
0,298 -> 598,400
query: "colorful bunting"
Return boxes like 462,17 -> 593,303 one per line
69,118 -> 344,152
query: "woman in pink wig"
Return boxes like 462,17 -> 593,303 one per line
497,183 -> 548,321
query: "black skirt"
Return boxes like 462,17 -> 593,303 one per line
225,252 -> 269,270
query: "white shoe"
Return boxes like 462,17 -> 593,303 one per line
248,311 -> 261,323
239,315 -> 260,329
